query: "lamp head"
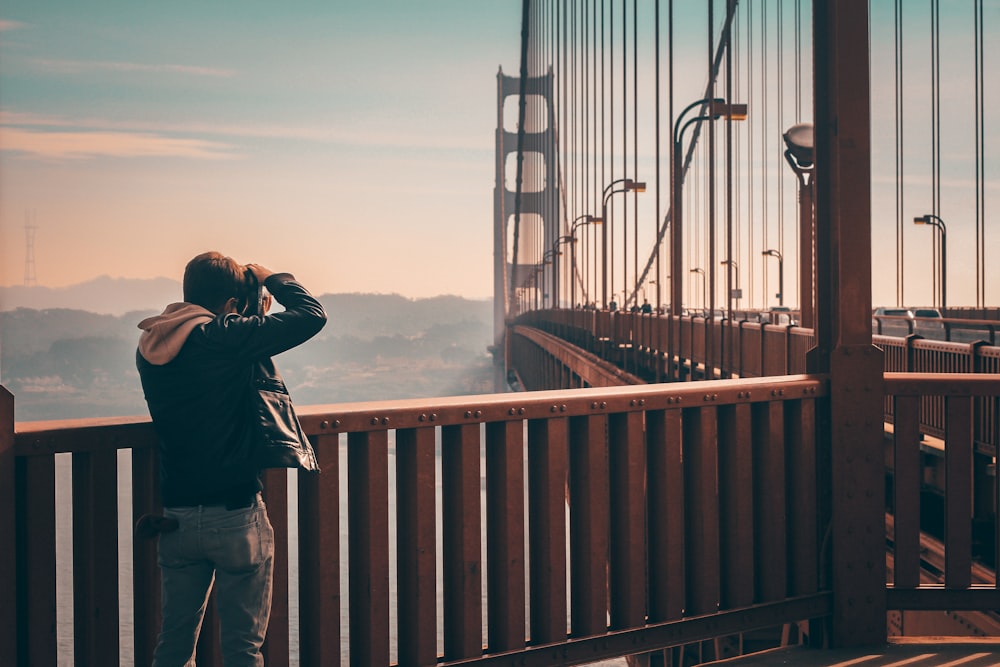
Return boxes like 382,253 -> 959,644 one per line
783,123 -> 814,168
590,216 -> 604,224
913,215 -> 929,225
624,179 -> 647,192
709,99 -> 749,121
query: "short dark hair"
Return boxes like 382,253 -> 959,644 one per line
183,251 -> 243,312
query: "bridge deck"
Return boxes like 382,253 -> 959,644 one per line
706,639 -> 1000,666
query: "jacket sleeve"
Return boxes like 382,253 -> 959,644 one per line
206,272 -> 327,360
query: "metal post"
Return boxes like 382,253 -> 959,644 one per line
812,0 -> 885,648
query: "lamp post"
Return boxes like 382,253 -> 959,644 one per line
720,258 -> 740,311
671,98 -> 748,323
783,123 -> 815,328
541,249 -> 560,309
762,249 -> 784,307
601,178 -> 646,308
689,267 -> 706,314
570,214 -> 603,309
914,214 -> 947,310
551,236 -> 575,309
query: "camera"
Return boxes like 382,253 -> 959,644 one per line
238,268 -> 265,317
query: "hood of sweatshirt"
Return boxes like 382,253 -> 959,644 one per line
137,302 -> 215,365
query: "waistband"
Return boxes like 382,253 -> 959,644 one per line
166,492 -> 261,512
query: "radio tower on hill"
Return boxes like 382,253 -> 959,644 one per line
24,211 -> 37,287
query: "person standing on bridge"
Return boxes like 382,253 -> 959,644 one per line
136,251 -> 326,666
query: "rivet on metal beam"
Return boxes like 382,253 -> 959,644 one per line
550,405 -> 558,413
321,420 -> 330,429
419,414 -> 428,422
509,408 -> 517,416
382,417 -> 390,425
464,411 -> 473,418
591,402 -> 599,409
333,420 -> 341,428
518,407 -> 525,415
474,410 -> 482,418
429,414 -> 437,422
559,405 -> 566,412
600,402 -> 607,409
370,417 -> 379,426
638,399 -> 645,406
630,399 -> 637,407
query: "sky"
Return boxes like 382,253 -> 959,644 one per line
0,1 -> 522,299
1,2 -> 997,309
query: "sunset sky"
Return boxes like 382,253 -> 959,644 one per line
1,2 -> 521,299
1,3 -> 997,307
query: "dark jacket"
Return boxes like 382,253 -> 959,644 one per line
136,273 -> 326,508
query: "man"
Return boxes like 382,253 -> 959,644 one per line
136,251 -> 326,666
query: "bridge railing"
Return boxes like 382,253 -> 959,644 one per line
884,373 -> 1000,614
3,376 -> 833,667
3,367 -> 1000,665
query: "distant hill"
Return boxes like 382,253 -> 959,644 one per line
0,276 -> 182,316
0,282 -> 497,422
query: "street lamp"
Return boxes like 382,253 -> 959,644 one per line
783,123 -> 815,328
762,249 -> 784,307
914,214 -> 947,310
689,267 -> 706,314
720,258 -> 740,310
570,214 -> 603,308
671,98 -> 747,320
602,178 -> 646,308
551,235 -> 576,309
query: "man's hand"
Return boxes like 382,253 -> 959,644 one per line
245,263 -> 274,283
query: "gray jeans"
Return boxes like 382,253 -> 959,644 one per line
154,495 -> 274,667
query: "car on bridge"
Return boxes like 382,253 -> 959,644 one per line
873,307 -> 914,337
912,307 -> 945,339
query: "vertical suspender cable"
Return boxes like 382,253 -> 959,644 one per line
633,0 -> 639,309
708,0 -> 717,323
655,0 -> 662,311
618,0 -> 628,310
974,0 -> 985,308
510,0 -> 531,312
895,0 -> 905,306
777,0 -> 784,267
931,0 -> 941,308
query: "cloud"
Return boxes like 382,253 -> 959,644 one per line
0,127 -> 237,160
0,110 -> 489,153
31,58 -> 235,78
0,19 -> 26,32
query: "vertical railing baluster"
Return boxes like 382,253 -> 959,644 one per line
753,401 -> 788,602
609,410 -> 646,629
18,454 -> 58,666
348,430 -> 390,666
719,403 -> 755,608
72,448 -> 120,666
442,423 -> 483,659
684,405 -> 720,615
892,395 -> 922,588
527,416 -> 568,644
485,420 -> 526,652
396,426 -> 437,666
569,413 -> 609,637
131,444 -> 161,667
262,468 -> 289,664
945,395 -> 973,588
298,434 -> 341,666
647,408 -> 685,622
788,397 -> 820,596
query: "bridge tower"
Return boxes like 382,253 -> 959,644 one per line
493,67 -> 558,386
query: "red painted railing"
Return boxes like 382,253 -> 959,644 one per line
2,372 -> 997,665
3,377 -> 832,666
